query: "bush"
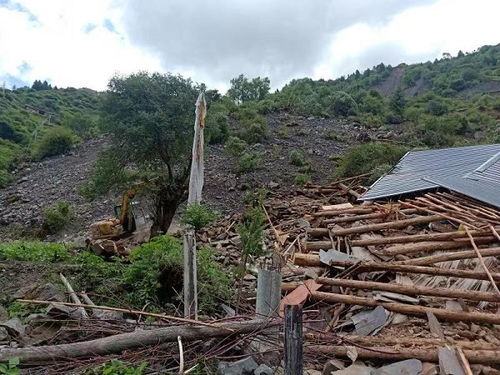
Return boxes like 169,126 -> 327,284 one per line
237,206 -> 266,259
83,360 -> 147,375
331,91 -> 358,117
294,174 -> 310,186
33,127 -> 75,160
237,152 -> 261,173
42,200 -> 74,234
181,203 -> 218,230
0,241 -> 70,262
225,136 -> 247,157
206,112 -> 229,144
334,142 -> 408,183
289,149 -> 307,166
124,236 -> 233,313
65,115 -> 98,139
240,121 -> 267,144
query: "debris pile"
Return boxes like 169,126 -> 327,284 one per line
1,177 -> 500,374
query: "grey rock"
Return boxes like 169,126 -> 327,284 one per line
0,306 -> 8,321
33,283 -> 65,302
351,306 -> 388,336
217,356 -> 259,375
0,317 -> 25,337
0,327 -> 8,341
372,359 -> 422,375
255,364 -> 273,375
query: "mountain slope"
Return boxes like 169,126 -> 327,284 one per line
0,87 -> 100,185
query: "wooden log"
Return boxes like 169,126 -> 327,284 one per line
331,215 -> 442,236
292,254 -> 500,281
322,209 -> 418,225
315,277 -> 500,302
399,247 -> 500,266
305,236 -> 497,252
310,291 -> 500,324
338,183 -> 361,199
383,237 -> 497,256
284,305 -> 303,375
0,319 -> 273,363
59,273 -> 88,319
350,229 -> 498,247
313,207 -> 374,217
304,333 -> 498,350
307,345 -> 500,364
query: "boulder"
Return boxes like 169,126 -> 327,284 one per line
217,356 -> 259,375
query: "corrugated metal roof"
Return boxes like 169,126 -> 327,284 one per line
360,144 -> 500,208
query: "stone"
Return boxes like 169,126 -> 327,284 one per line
323,359 -> 346,374
0,317 -> 25,337
330,364 -> 372,375
0,327 -> 9,341
0,306 -> 8,321
217,356 -> 259,375
372,359 -> 422,375
33,283 -> 65,302
351,306 -> 388,336
255,364 -> 273,375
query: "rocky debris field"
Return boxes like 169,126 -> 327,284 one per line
0,137 -> 115,242
0,113 -> 385,241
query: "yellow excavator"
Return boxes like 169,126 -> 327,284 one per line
89,184 -> 144,240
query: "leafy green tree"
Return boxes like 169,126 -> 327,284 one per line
227,74 -> 270,103
97,72 -> 199,233
390,86 -> 406,118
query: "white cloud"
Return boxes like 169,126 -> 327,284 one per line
314,0 -> 500,79
0,0 -> 499,91
0,0 -> 162,89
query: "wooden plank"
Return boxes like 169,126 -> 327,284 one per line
284,305 -> 303,375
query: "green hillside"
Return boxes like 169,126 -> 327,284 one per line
0,86 -> 100,186
268,44 -> 500,147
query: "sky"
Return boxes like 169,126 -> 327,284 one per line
1,0 -> 500,92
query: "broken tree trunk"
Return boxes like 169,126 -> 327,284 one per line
307,346 -> 500,364
313,208 -> 374,217
0,319 -> 273,363
310,291 -> 500,324
292,254 -> 500,281
315,277 -> 500,302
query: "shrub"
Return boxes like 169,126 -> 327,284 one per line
0,241 -> 70,262
237,152 -> 261,173
181,203 -> 218,230
237,206 -> 266,259
225,136 -> 248,157
294,174 -> 310,186
83,360 -> 147,375
240,121 -> 267,144
334,142 -> 408,183
290,149 -> 307,166
0,121 -> 22,142
206,112 -> 229,144
65,115 -> 98,139
42,200 -> 74,234
33,127 -> 75,160
124,236 -> 233,313
331,91 -> 358,117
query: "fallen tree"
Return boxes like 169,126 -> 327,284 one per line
0,319 -> 274,363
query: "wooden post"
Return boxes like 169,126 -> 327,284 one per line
284,304 -> 303,375
183,227 -> 197,319
256,268 -> 281,317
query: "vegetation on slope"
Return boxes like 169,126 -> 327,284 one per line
0,85 -> 99,186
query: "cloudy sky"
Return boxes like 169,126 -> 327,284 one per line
1,0 -> 500,92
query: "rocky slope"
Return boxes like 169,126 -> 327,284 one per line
0,113 -> 383,241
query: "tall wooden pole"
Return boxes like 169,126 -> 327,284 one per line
183,92 -> 206,319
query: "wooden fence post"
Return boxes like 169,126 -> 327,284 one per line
284,304 -> 303,375
183,227 -> 197,319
